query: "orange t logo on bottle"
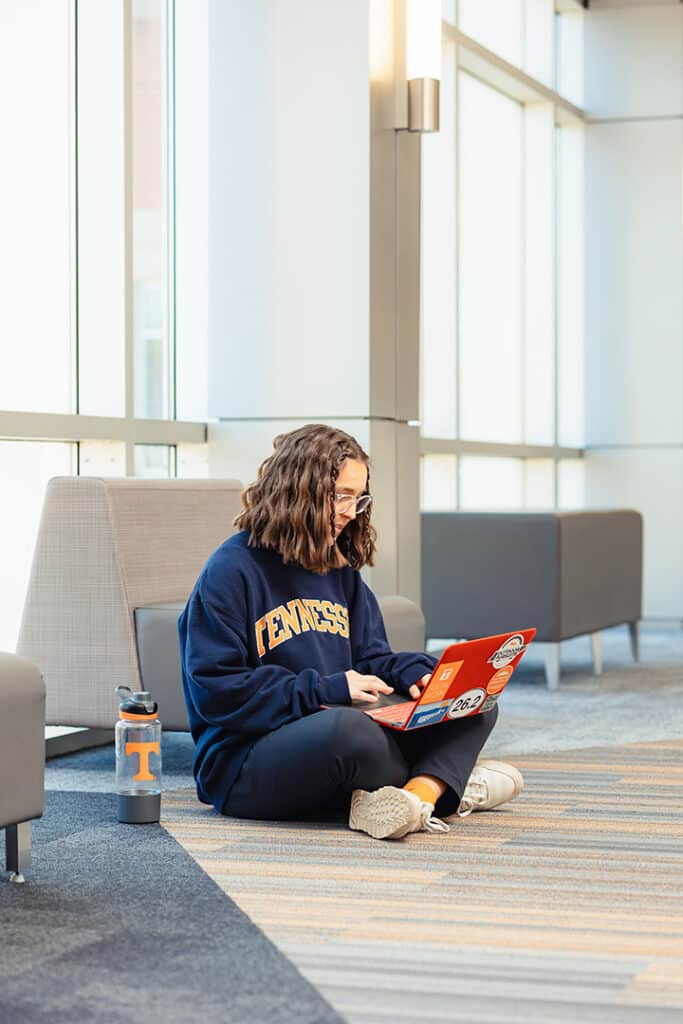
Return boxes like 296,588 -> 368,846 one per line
125,741 -> 160,782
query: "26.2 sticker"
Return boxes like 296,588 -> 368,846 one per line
446,688 -> 487,719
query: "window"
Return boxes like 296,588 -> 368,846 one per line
135,444 -> 174,478
1,1 -> 207,653
459,0 -> 523,68
459,73 -> 523,445
0,2 -> 73,415
420,10 -> 585,515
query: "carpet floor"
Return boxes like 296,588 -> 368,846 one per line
162,738 -> 683,1024
0,790 -> 344,1024
3,624 -> 682,1023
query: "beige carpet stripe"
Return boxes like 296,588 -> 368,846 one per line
161,738 -> 683,1022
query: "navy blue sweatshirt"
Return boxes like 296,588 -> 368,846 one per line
178,531 -> 437,812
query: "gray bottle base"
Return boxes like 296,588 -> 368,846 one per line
117,791 -> 161,824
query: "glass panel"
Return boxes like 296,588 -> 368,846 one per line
556,11 -> 584,109
421,455 -> 458,511
134,444 -> 173,478
176,443 -> 210,478
557,125 -> 585,447
524,459 -> 554,509
558,459 -> 585,509
132,0 -> 171,419
459,74 -> 523,444
459,0 -> 523,67
524,0 -> 554,87
0,442 -> 75,652
77,0 -> 126,417
421,38 -> 456,439
524,104 -> 554,446
79,441 -> 126,477
460,456 -> 523,509
442,0 -> 455,25
0,1 -> 73,414
175,0 -> 209,422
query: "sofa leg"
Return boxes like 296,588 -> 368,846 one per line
6,821 -> 31,882
628,621 -> 640,662
544,645 -> 560,691
591,632 -> 603,676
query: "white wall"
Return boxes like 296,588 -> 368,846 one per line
583,3 -> 683,617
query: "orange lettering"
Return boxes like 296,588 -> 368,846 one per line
280,601 -> 302,636
304,599 -> 326,631
321,600 -> 339,634
266,609 -> 287,649
295,599 -> 315,631
335,605 -> 350,638
254,617 -> 267,657
125,741 -> 160,782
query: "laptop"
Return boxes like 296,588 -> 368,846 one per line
347,628 -> 536,731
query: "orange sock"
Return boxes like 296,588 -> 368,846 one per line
403,775 -> 444,808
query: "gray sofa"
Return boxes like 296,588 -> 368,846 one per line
18,477 -> 427,732
421,511 -> 643,689
0,653 -> 45,882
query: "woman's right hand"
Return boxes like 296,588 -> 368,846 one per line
345,670 -> 394,704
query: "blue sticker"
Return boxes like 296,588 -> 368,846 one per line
405,703 -> 448,729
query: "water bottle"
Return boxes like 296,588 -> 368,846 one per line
115,685 -> 162,823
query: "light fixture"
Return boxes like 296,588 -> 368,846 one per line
369,0 -> 442,135
404,0 -> 441,132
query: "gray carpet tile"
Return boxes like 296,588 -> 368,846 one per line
0,791 -> 344,1024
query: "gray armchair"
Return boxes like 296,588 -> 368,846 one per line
421,511 -> 643,689
18,477 -> 428,732
17,477 -> 244,730
0,653 -> 45,882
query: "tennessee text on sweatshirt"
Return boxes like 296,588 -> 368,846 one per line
178,531 -> 437,812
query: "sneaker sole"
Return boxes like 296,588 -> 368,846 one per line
349,787 -> 421,840
475,759 -> 524,800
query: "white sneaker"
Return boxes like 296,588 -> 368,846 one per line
349,786 -> 450,840
461,760 -> 524,813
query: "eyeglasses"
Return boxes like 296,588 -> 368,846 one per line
334,493 -> 372,514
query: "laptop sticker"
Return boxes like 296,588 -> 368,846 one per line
487,666 -> 514,694
446,688 -> 487,719
422,660 -> 464,702
405,702 -> 450,729
487,634 -> 527,669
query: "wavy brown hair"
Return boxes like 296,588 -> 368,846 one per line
234,424 -> 377,573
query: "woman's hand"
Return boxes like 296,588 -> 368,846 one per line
408,673 -> 431,700
345,670 -> 394,704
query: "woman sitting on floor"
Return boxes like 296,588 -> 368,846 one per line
178,423 -> 522,839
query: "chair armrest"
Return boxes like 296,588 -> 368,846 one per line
0,653 -> 45,829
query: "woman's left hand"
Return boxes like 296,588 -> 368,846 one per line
408,673 -> 431,700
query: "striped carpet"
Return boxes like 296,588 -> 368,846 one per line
161,739 -> 683,1024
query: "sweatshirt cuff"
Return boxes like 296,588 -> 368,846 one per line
320,671 -> 351,706
398,657 -> 439,694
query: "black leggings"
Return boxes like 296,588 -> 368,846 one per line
223,704 -> 498,821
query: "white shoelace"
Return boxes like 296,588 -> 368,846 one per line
419,803 -> 450,833
463,775 -> 489,808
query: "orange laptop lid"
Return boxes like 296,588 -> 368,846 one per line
364,628 -> 536,731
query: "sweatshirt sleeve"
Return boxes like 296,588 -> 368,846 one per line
350,578 -> 437,695
180,571 -> 350,736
